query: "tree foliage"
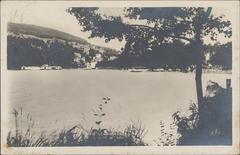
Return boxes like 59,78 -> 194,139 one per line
68,7 -> 232,71
67,7 -> 231,48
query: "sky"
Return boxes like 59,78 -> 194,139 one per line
3,2 -> 233,50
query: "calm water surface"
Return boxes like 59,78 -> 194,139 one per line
6,70 -> 231,145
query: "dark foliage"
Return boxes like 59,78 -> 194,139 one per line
67,7 -> 231,44
173,81 -> 232,145
7,36 -> 76,69
97,40 -> 195,71
98,41 -> 231,71
7,34 -> 119,69
206,42 -> 232,70
7,121 -> 147,147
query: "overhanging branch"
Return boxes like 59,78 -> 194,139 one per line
128,24 -> 192,42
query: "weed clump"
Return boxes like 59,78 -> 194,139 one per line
7,97 -> 147,147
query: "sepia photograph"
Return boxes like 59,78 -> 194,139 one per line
1,1 -> 239,154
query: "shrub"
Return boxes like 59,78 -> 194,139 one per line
173,80 -> 232,145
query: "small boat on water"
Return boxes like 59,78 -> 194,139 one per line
128,68 -> 148,72
21,66 -> 40,70
130,69 -> 142,72
151,68 -> 165,72
51,66 -> 62,70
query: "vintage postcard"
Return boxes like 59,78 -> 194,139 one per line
1,0 -> 239,154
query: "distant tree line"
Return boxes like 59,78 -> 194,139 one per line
8,36 -> 76,69
204,42 -> 232,70
97,41 -> 232,71
7,35 -> 115,69
7,34 -> 231,71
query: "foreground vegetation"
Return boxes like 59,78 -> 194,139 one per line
7,124 -> 147,147
7,98 -> 147,147
172,81 -> 232,145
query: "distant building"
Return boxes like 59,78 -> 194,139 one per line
40,64 -> 50,70
74,53 -> 82,64
108,56 -> 117,61
21,66 -> 27,70
83,45 -> 91,53
86,61 -> 97,69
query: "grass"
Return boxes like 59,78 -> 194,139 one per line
7,115 -> 147,147
7,97 -> 148,147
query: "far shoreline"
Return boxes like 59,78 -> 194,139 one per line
7,68 -> 232,74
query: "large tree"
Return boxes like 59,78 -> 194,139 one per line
67,7 -> 231,114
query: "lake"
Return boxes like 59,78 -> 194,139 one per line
6,70 -> 231,145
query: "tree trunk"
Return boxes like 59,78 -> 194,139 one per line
195,41 -> 204,108
194,39 -> 205,128
195,7 -> 212,117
